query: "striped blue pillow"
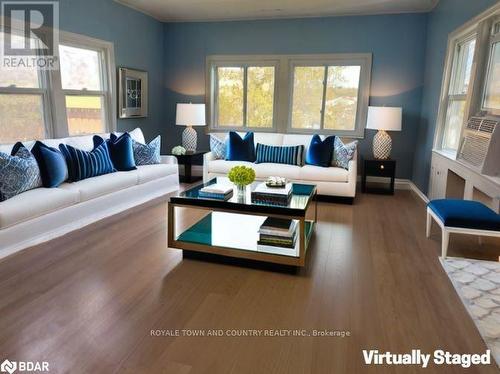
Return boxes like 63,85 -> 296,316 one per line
59,142 -> 116,182
255,143 -> 304,166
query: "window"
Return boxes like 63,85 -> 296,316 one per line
435,4 -> 500,158
214,65 -> 276,128
0,29 -> 116,144
441,37 -> 476,151
291,65 -> 361,131
0,32 -> 48,143
59,44 -> 108,135
482,21 -> 500,113
207,54 -> 371,137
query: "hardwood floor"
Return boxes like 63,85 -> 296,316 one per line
0,190 -> 498,373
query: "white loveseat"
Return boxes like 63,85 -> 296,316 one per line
203,132 -> 357,200
0,128 -> 179,260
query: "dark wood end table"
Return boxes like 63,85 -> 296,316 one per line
362,158 -> 396,195
170,150 -> 207,183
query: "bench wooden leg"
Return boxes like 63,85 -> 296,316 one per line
426,211 -> 432,238
441,230 -> 449,259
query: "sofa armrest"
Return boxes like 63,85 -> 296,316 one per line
160,155 -> 178,165
346,149 -> 358,197
203,152 -> 215,182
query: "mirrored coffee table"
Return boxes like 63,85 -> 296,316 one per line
168,177 -> 317,267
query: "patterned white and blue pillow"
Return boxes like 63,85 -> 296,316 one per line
255,143 -> 304,166
332,137 -> 358,169
210,135 -> 226,159
0,144 -> 42,201
133,135 -> 161,165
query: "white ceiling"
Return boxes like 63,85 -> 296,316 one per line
115,0 -> 439,22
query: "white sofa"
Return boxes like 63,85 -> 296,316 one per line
204,132 -> 357,200
0,128 -> 179,260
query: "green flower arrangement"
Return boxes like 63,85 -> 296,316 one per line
228,165 -> 256,187
171,145 -> 186,155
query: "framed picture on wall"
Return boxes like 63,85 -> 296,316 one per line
118,67 -> 148,118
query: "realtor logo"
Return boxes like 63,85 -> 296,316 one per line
0,360 -> 17,374
1,1 -> 58,55
1,1 -> 59,69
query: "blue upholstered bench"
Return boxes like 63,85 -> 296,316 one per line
426,199 -> 500,258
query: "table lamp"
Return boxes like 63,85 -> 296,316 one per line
176,103 -> 206,152
366,106 -> 402,159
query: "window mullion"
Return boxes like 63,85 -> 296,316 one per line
243,66 -> 248,127
319,66 -> 328,130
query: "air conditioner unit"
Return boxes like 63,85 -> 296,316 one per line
457,116 -> 500,177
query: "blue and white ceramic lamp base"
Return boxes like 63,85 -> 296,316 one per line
182,126 -> 197,152
373,130 -> 392,159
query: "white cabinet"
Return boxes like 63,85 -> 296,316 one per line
428,150 -> 500,212
429,153 -> 447,200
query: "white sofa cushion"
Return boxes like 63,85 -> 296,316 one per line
254,133 -> 284,146
0,188 -> 79,229
136,164 -> 178,184
252,163 -> 301,180
282,134 -> 317,151
208,160 -> 255,174
299,165 -> 349,182
59,171 -> 138,202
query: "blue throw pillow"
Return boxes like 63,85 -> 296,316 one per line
31,141 -> 68,188
225,132 -> 255,162
59,142 -> 116,182
210,134 -> 226,159
255,143 -> 304,166
305,135 -> 335,167
132,135 -> 161,165
0,143 -> 42,201
94,133 -> 136,171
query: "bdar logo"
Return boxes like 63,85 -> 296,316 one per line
0,360 -> 17,374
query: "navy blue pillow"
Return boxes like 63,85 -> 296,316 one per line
30,141 -> 68,187
255,143 -> 304,166
225,132 -> 256,162
59,142 -> 116,182
94,133 -> 136,171
305,135 -> 335,167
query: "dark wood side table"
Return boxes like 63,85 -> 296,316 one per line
362,159 -> 396,195
170,151 -> 206,183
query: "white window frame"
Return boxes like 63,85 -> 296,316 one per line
0,24 -> 54,140
437,32 -> 477,154
287,54 -> 371,138
480,17 -> 500,115
51,31 -> 117,138
0,22 -> 116,144
434,3 -> 500,157
206,53 -> 372,137
207,56 -> 280,132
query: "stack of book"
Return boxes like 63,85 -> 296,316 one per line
257,217 -> 297,255
251,182 -> 292,206
198,184 -> 233,200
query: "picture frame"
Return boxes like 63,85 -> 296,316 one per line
118,67 -> 148,118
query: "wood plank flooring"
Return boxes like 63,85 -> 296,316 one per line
0,190 -> 498,373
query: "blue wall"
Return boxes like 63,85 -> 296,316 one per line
58,0 -> 165,146
412,0 -> 498,193
163,14 -> 428,179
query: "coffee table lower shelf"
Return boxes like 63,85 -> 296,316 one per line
169,212 -> 314,267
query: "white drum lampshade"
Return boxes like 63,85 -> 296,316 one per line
366,106 -> 402,159
176,103 -> 206,152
